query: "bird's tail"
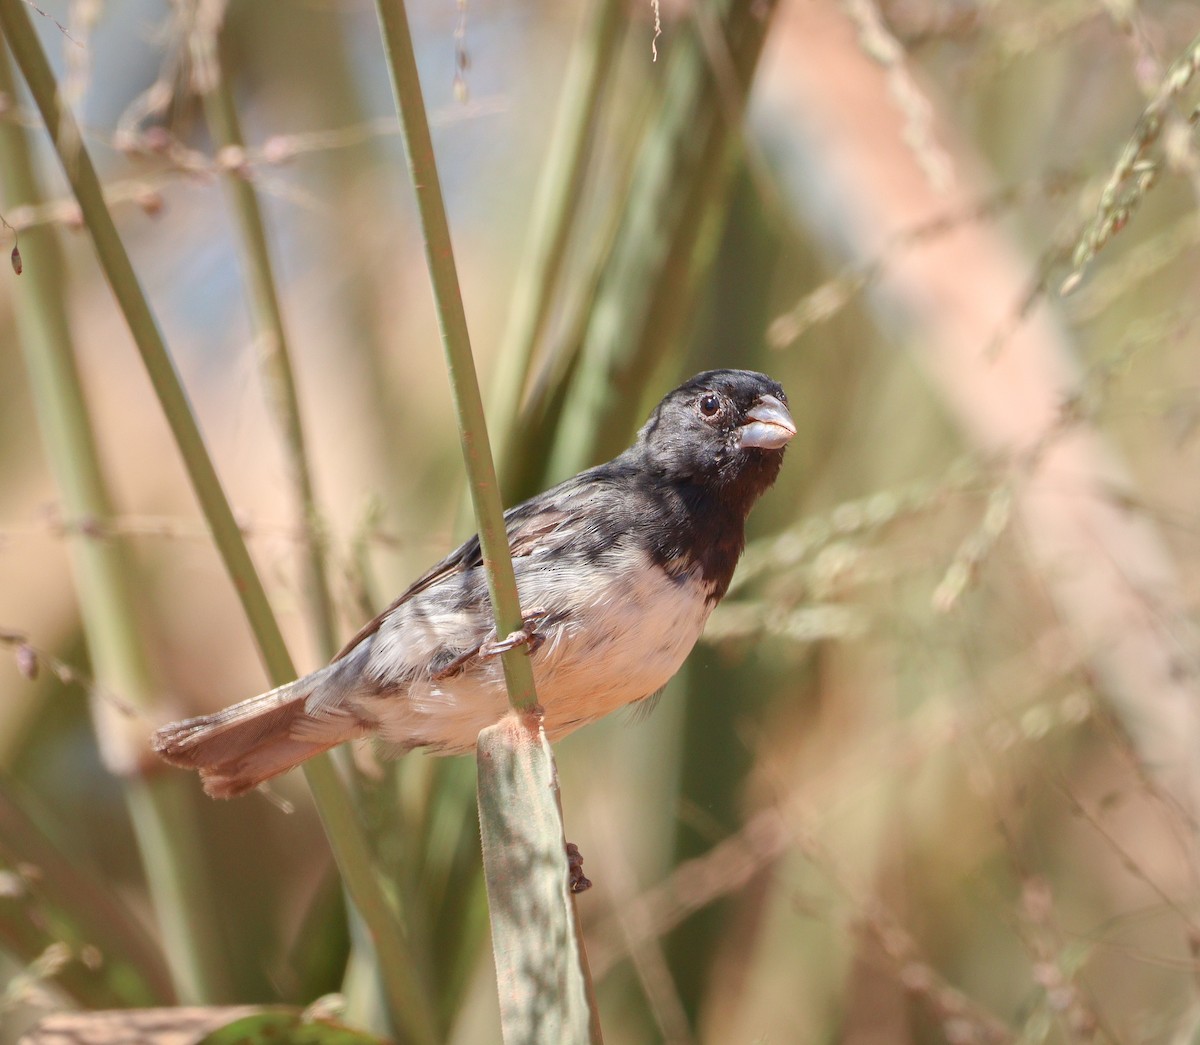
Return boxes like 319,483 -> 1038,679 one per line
152,664 -> 368,798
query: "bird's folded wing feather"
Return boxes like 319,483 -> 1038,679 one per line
330,485 -> 596,662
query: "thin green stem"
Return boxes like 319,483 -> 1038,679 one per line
193,15 -> 428,1030
488,0 -> 625,485
303,756 -> 439,1044
0,6 -> 436,1040
0,37 -> 228,1005
372,5 -> 600,1039
0,0 -> 290,678
192,18 -> 340,663
546,0 -> 781,478
374,0 -> 537,713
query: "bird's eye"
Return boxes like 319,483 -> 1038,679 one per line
698,393 -> 722,418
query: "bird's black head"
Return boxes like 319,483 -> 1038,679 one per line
635,369 -> 795,518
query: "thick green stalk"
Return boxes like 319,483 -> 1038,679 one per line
373,0 -> 537,713
0,7 -> 436,1041
476,716 -> 602,1044
0,39 -> 228,1005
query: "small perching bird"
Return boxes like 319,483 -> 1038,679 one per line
153,369 -> 795,797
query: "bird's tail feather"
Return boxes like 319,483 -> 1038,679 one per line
152,669 -> 367,798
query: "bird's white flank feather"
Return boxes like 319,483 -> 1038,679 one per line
354,543 -> 715,753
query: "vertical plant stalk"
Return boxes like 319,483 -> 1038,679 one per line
477,715 -> 602,1044
488,0 -> 624,480
373,0 -> 536,713
372,1 -> 599,1037
547,0 -> 780,479
0,39 -> 228,1006
0,8 -> 437,1042
0,0 -> 290,677
189,14 -> 407,1031
190,12 -> 339,663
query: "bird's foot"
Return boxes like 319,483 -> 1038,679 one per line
566,841 -> 592,893
433,611 -> 552,681
481,609 -> 550,658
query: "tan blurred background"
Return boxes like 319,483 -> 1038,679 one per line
3,0 -> 1200,1041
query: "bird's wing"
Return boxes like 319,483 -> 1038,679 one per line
330,489 -> 588,662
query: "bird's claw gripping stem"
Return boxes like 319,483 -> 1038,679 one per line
481,609 -> 550,658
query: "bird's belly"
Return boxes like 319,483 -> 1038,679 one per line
373,556 -> 715,753
532,564 -> 714,740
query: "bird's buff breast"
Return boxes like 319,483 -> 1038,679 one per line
361,551 -> 716,753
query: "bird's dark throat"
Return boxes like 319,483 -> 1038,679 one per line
646,479 -> 761,602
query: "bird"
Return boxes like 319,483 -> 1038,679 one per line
153,369 -> 795,798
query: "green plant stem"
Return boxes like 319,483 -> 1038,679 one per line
0,0 -> 290,678
374,0 -> 537,713
488,0 -> 625,487
372,5 -> 601,1038
0,7 -> 436,1041
193,22 -> 415,1033
546,0 -> 780,478
193,23 -> 339,663
476,716 -> 603,1044
303,757 -> 438,1044
0,38 -> 228,1005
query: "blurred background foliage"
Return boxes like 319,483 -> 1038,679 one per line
3,0 -> 1200,1042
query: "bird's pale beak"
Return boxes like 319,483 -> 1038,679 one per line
737,394 -> 796,450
